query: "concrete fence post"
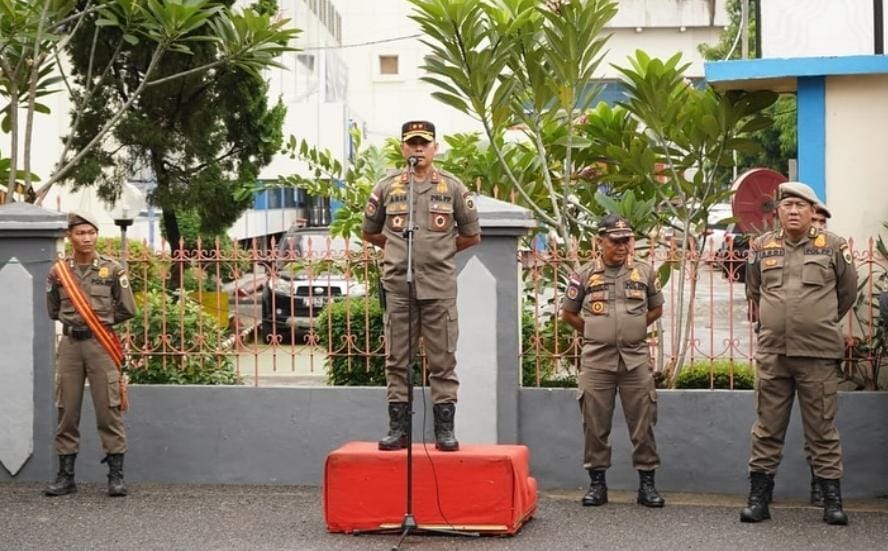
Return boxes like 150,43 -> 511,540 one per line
454,196 -> 535,444
0,203 -> 66,481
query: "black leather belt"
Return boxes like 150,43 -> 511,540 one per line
63,325 -> 94,340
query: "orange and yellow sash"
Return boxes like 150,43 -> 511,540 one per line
53,260 -> 129,412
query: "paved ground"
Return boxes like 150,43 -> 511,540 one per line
4,483 -> 888,551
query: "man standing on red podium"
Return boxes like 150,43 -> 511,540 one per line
362,120 -> 481,452
561,214 -> 666,508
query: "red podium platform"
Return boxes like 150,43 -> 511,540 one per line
324,441 -> 537,535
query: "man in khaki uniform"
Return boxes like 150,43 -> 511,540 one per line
362,120 -> 481,452
45,211 -> 136,497
812,202 -> 830,230
561,215 -> 665,508
741,182 -> 857,525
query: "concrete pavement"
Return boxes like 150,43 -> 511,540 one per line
3,483 -> 888,551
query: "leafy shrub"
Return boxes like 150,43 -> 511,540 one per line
674,360 -> 755,390
317,296 -> 387,385
521,309 -> 578,387
126,290 -> 241,385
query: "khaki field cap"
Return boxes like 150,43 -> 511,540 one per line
401,120 -> 435,142
778,181 -> 820,206
814,201 -> 832,219
598,214 -> 634,238
67,210 -> 99,231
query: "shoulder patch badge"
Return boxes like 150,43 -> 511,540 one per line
654,277 -> 662,292
841,245 -> 853,265
567,286 -> 578,300
119,273 -> 130,289
747,249 -> 757,265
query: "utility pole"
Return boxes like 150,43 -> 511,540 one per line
741,0 -> 750,59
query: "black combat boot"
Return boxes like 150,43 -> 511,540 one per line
581,469 -> 608,506
44,454 -> 77,496
432,403 -> 459,452
104,453 -> 128,497
740,471 -> 773,522
810,468 -> 824,507
637,470 -> 665,508
820,478 -> 849,525
378,402 -> 410,451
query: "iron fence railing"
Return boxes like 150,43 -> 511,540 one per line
74,235 -> 887,390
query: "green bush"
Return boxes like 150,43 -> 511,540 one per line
126,290 -> 241,385
521,309 -> 578,387
317,296 -> 387,385
675,360 -> 755,390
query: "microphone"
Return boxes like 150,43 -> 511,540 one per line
408,156 -> 419,166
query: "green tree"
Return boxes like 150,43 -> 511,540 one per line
408,0 -> 618,252
409,0 -> 777,381
698,0 -> 796,173
60,0 -> 294,248
275,128 -> 390,242
0,0 -> 298,206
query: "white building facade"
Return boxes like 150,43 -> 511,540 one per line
337,0 -> 729,147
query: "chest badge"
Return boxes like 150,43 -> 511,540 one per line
592,302 -> 604,314
392,215 -> 405,230
763,239 -> 781,249
98,266 -> 110,279
436,180 -> 448,193
813,234 -> 826,248
765,258 -> 777,267
630,268 -> 641,282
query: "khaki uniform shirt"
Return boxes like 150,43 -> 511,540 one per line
563,259 -> 664,371
746,227 -> 857,359
47,254 -> 137,326
362,168 -> 481,300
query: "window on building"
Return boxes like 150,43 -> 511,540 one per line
379,55 -> 399,75
297,54 -> 315,73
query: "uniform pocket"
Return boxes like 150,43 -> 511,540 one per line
90,284 -> 113,317
429,203 -> 454,232
822,379 -> 837,420
107,370 -> 121,409
54,373 -> 63,409
625,292 -> 646,315
648,389 -> 658,425
385,200 -> 408,232
583,290 -> 609,316
761,260 -> 784,289
802,257 -> 832,287
446,305 -> 459,353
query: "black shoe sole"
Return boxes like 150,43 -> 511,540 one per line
740,513 -> 771,523
581,499 -> 608,507
637,499 -> 665,508
44,486 -> 77,497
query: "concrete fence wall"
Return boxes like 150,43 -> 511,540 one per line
2,200 -> 888,498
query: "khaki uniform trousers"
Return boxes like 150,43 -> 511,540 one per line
54,336 -> 126,455
384,293 -> 459,404
749,354 -> 842,478
577,358 -> 660,471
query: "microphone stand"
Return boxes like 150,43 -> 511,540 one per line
388,157 -> 479,550
354,156 -> 478,548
